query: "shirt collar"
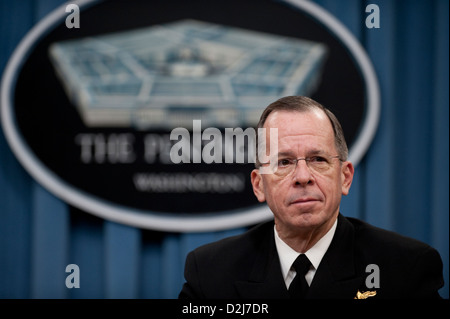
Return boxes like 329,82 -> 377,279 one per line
274,217 -> 338,282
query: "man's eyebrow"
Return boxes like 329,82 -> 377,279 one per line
307,149 -> 328,156
276,151 -> 296,157
276,149 -> 328,157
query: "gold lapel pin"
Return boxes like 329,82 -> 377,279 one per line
354,290 -> 377,299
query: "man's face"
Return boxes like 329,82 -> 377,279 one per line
251,109 -> 354,235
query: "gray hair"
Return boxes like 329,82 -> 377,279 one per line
255,96 -> 348,167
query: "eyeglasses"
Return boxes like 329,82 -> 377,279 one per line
260,155 -> 341,177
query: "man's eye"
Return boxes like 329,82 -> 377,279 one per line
278,159 -> 292,167
310,156 -> 327,163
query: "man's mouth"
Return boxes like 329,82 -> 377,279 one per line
290,197 -> 320,205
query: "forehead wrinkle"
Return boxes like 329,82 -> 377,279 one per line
276,134 -> 333,153
263,109 -> 338,155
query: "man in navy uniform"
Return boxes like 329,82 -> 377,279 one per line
179,96 -> 444,299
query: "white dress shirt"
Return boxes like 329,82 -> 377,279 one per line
274,218 -> 337,289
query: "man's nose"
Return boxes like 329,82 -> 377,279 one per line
292,159 -> 314,186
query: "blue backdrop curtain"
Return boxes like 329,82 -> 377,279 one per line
0,0 -> 448,298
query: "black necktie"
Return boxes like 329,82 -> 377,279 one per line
288,254 -> 311,299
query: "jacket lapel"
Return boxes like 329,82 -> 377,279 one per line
307,214 -> 365,299
234,222 -> 290,299
234,215 -> 365,299
307,259 -> 364,299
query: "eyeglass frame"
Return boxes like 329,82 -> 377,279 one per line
259,154 -> 342,176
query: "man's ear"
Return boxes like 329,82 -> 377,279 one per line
341,161 -> 354,196
251,169 -> 266,202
